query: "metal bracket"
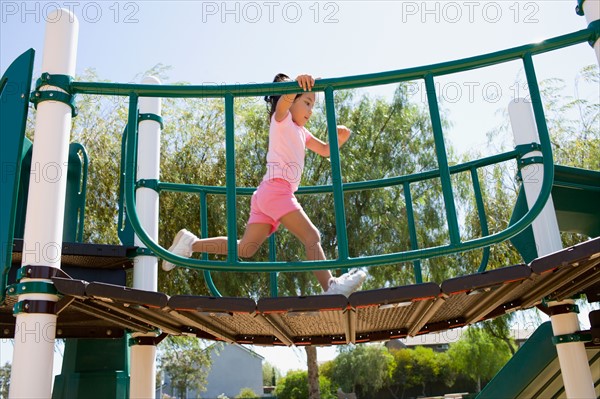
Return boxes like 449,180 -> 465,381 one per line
35,72 -> 72,91
548,303 -> 580,316
129,332 -> 168,346
6,281 -> 58,296
515,142 -> 542,155
552,332 -> 592,345
139,113 -> 164,129
517,156 -> 544,170
136,179 -> 160,192
30,72 -> 77,117
30,90 -> 78,117
134,247 -> 156,257
16,265 -> 71,282
13,299 -> 57,315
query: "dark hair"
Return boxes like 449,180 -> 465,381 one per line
264,73 -> 302,122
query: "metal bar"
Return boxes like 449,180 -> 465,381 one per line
70,30 -> 593,98
269,234 -> 278,297
403,181 -> 422,284
523,53 -> 555,194
425,74 -> 461,246
152,149 -> 522,196
324,87 -> 349,261
304,149 -> 522,193
201,192 -> 222,297
472,168 -> 491,273
224,94 -> 238,262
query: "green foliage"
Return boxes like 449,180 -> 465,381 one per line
388,346 -> 454,398
235,387 -> 260,398
447,326 -> 512,392
275,370 -> 335,399
0,362 -> 10,399
158,336 -> 214,398
262,361 -> 282,386
66,68 -> 130,245
326,344 -> 394,397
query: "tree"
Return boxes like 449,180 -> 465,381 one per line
275,370 -> 335,399
327,344 -> 394,397
262,361 -> 281,387
0,362 -> 10,399
236,387 -> 260,398
447,326 -> 512,392
386,346 -> 454,398
157,336 -> 214,398
306,345 -> 320,399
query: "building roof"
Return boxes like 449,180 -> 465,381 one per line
207,342 -> 265,360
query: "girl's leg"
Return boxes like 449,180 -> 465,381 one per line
191,223 -> 272,258
279,209 -> 332,290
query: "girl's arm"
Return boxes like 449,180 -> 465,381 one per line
306,125 -> 351,157
274,74 -> 315,122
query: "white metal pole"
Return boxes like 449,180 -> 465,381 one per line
508,100 -> 562,256
549,299 -> 596,398
130,76 -> 162,399
582,0 -> 600,63
9,8 -> 78,399
509,99 -> 595,399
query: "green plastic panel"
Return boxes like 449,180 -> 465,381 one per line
0,49 -> 35,303
510,165 -> 600,263
52,337 -> 130,399
476,322 -> 555,399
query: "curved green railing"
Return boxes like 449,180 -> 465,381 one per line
71,28 -> 595,290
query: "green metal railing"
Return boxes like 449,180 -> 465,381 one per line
70,28 -> 595,291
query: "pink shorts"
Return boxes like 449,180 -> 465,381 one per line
248,178 -> 302,235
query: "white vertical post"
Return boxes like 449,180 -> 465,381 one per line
549,299 -> 596,398
508,100 -> 562,255
582,0 -> 600,63
509,99 -> 595,399
9,9 -> 78,399
129,77 -> 161,399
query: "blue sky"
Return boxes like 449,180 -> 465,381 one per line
1,0 -> 599,375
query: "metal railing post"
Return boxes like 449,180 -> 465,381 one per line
424,75 -> 461,246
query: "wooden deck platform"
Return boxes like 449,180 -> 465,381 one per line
1,237 -> 599,345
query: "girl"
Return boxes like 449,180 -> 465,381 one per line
163,73 -> 366,296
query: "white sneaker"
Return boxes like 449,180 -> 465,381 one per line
162,229 -> 198,271
324,269 -> 367,296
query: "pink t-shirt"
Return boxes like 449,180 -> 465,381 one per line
262,112 -> 313,192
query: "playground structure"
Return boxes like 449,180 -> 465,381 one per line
0,2 -> 599,399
